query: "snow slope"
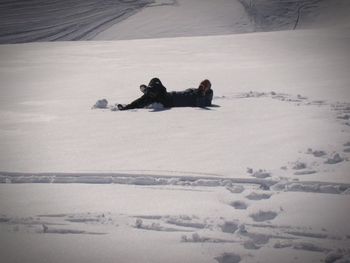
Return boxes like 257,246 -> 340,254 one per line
1,28 -> 350,181
95,0 -> 350,40
1,1 -> 350,263
0,0 -> 153,44
94,0 -> 254,40
2,0 -> 350,43
1,27 -> 350,263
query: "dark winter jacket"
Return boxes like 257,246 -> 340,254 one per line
168,88 -> 213,107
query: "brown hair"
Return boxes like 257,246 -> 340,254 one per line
199,79 -> 211,90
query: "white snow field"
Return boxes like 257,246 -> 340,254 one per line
1,1 -> 350,263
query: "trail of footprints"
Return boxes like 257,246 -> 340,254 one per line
1,181 -> 349,263
214,91 -> 350,262
233,91 -> 350,180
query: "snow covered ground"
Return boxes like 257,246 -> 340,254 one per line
1,1 -> 350,263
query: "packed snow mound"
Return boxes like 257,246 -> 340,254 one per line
1,0 -> 350,43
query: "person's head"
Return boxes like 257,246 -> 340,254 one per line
148,78 -> 163,88
198,79 -> 211,94
147,77 -> 166,97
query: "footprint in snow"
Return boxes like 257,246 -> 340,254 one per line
245,192 -> 272,200
306,148 -> 327,157
250,211 -> 278,222
220,221 -> 239,234
324,153 -> 344,164
215,253 -> 241,263
230,201 -> 248,210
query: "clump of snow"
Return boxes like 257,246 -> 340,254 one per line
92,99 -> 108,109
109,104 -> 121,111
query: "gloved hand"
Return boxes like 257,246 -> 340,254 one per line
140,84 -> 147,93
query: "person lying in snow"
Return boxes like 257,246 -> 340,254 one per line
117,78 -> 213,110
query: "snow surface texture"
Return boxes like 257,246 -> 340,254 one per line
1,1 -> 350,263
1,183 -> 350,263
1,30 -> 350,262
